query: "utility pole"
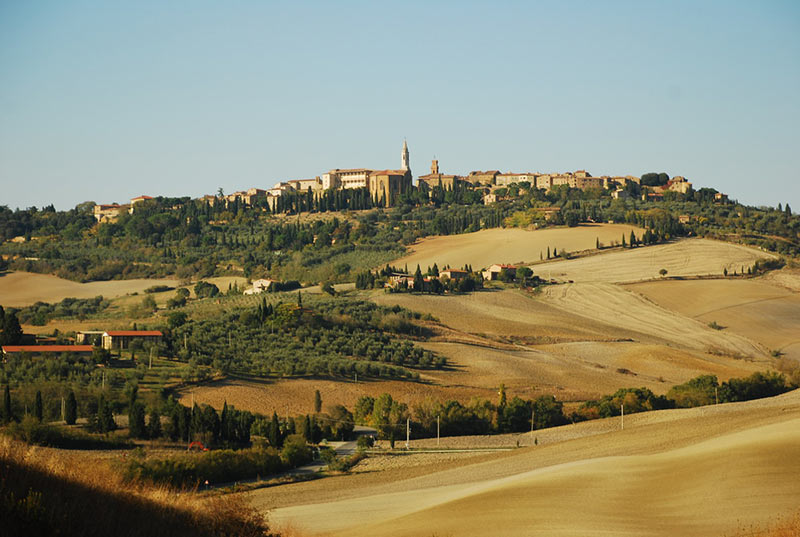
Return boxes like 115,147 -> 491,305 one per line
354,372 -> 357,384
183,333 -> 187,351
437,415 -> 440,447
531,407 -> 535,443
149,347 -> 154,370
406,418 -> 410,450
621,404 -> 624,430
61,397 -> 65,422
715,387 -> 719,405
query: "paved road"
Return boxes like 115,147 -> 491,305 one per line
292,425 -> 376,474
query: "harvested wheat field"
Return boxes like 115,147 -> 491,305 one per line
630,277 -> 800,361
178,376 -> 500,417
259,390 -> 800,537
370,288 -> 769,400
532,237 -> 774,283
392,223 -> 641,272
540,282 -> 767,357
0,271 -> 180,307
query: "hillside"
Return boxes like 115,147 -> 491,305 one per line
0,271 -> 180,308
258,389 -> 800,537
393,223 -> 641,271
630,277 -> 800,361
530,237 -> 775,283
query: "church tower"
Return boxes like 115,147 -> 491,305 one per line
401,139 -> 410,172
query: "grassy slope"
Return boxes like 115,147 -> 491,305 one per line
259,389 -> 800,537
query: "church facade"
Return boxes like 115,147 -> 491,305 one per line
320,140 -> 412,206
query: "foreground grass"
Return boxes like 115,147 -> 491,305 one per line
0,437 -> 277,537
727,511 -> 800,537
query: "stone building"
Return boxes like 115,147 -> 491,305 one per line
418,159 -> 463,191
320,141 -> 412,205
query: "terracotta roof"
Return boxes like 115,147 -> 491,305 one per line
370,170 -> 407,176
104,330 -> 163,337
2,345 -> 94,353
330,168 -> 373,174
131,195 -> 153,201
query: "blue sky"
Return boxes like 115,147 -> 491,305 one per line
1,1 -> 798,210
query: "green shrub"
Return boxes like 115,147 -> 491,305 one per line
121,445 -> 284,489
5,416 -> 131,449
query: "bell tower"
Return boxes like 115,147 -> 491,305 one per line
431,158 -> 439,175
401,139 -> 410,172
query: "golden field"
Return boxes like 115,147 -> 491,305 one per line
393,223 -> 642,271
258,390 -> 800,537
0,271 -> 180,308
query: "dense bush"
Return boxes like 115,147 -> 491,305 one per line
120,444 -> 286,489
15,296 -> 110,325
5,416 -> 131,449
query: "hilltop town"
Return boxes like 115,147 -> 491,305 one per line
90,141 -> 724,223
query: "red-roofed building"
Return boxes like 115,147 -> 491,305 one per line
130,195 -> 154,214
102,330 -> 163,350
2,345 -> 94,360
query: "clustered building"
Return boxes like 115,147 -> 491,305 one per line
92,140 -> 705,220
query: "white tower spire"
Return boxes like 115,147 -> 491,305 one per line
401,139 -> 410,172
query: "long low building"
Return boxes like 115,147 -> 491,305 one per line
2,345 -> 95,359
102,330 -> 163,350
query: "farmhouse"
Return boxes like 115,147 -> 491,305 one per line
102,330 -> 163,351
243,278 -> 277,295
2,345 -> 94,360
440,268 -> 468,280
482,264 -> 517,281
93,203 -> 126,223
76,330 -> 105,345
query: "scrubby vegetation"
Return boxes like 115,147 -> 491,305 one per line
15,296 -> 111,325
120,443 -> 290,489
0,437 -> 277,537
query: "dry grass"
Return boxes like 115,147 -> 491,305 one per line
393,223 -> 642,272
727,511 -> 800,537
0,270 -> 180,307
0,436 -> 276,536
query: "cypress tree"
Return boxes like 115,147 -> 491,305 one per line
129,403 -> 146,439
2,385 -> 12,423
303,414 -> 313,442
269,412 -> 281,448
220,401 -> 232,442
314,390 -> 322,414
34,390 -> 43,421
65,390 -> 77,425
1,313 -> 23,345
147,410 -> 162,439
98,394 -> 117,433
